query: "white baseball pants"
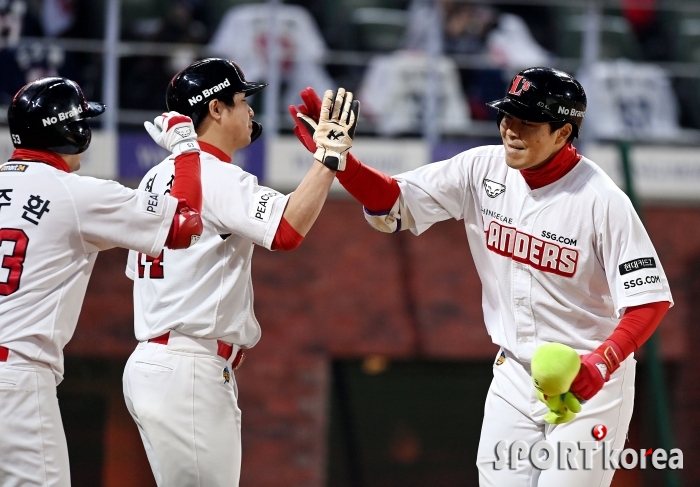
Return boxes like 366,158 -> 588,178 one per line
122,332 -> 242,487
477,348 -> 635,487
0,354 -> 71,487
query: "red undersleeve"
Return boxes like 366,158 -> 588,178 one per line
169,152 -> 202,212
271,217 -> 304,251
604,301 -> 670,358
335,153 -> 401,212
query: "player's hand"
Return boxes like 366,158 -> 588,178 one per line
297,88 -> 359,171
289,87 -> 323,153
570,340 -> 623,401
145,111 -> 200,156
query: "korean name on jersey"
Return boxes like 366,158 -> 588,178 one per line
0,161 -> 177,382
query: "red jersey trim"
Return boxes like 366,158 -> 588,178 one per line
199,141 -> 232,163
10,149 -> 70,173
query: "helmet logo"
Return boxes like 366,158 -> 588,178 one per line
557,105 -> 585,118
41,105 -> 83,127
508,75 -> 532,96
188,78 -> 232,106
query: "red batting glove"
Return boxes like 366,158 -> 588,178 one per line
299,86 -> 323,120
289,87 -> 323,153
288,104 -> 317,153
570,340 -> 624,401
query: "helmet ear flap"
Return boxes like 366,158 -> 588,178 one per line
250,121 -> 263,143
60,120 -> 92,154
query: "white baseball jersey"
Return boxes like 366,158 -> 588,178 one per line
126,150 -> 289,347
0,160 -> 177,382
365,145 -> 673,361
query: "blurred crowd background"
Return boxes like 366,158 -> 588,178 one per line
1,1 -> 700,487
2,0 -> 700,140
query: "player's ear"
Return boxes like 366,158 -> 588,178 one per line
208,99 -> 222,121
556,123 -> 573,144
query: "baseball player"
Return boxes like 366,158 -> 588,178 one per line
0,77 -> 205,487
122,58 -> 358,487
290,68 -> 672,486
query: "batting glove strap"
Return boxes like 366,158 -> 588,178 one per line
172,139 -> 201,156
570,339 -> 623,401
313,147 -> 346,171
597,339 -> 623,371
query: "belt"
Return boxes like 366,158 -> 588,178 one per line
0,346 -> 8,362
148,332 -> 245,369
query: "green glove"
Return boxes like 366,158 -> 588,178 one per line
531,343 -> 582,424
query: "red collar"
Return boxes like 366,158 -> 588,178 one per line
199,141 -> 232,163
10,149 -> 70,173
520,143 -> 581,190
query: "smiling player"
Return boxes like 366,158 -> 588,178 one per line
289,67 -> 672,487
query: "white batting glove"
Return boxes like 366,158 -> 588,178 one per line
298,88 -> 360,171
144,111 -> 200,156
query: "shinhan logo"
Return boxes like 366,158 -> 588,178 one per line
188,78 -> 231,106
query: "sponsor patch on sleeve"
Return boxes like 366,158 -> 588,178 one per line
622,268 -> 663,296
249,190 -> 283,223
139,191 -> 164,216
619,257 -> 656,276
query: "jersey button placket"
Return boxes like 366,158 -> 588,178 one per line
513,197 -> 536,356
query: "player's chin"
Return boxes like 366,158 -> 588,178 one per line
504,149 -> 529,169
234,134 -> 252,150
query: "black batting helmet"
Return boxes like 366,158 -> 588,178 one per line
8,77 -> 105,154
487,67 -> 587,138
166,58 -> 268,142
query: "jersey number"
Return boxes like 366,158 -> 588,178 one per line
0,228 -> 29,296
138,251 -> 164,279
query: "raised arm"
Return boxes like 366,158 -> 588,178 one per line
270,88 -> 360,250
144,112 -> 204,249
290,87 -> 403,228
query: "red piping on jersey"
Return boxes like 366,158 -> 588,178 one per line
272,217 -> 304,251
520,142 -> 582,190
9,149 -> 70,173
603,300 -> 670,359
336,153 -> 401,212
199,141 -> 232,163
